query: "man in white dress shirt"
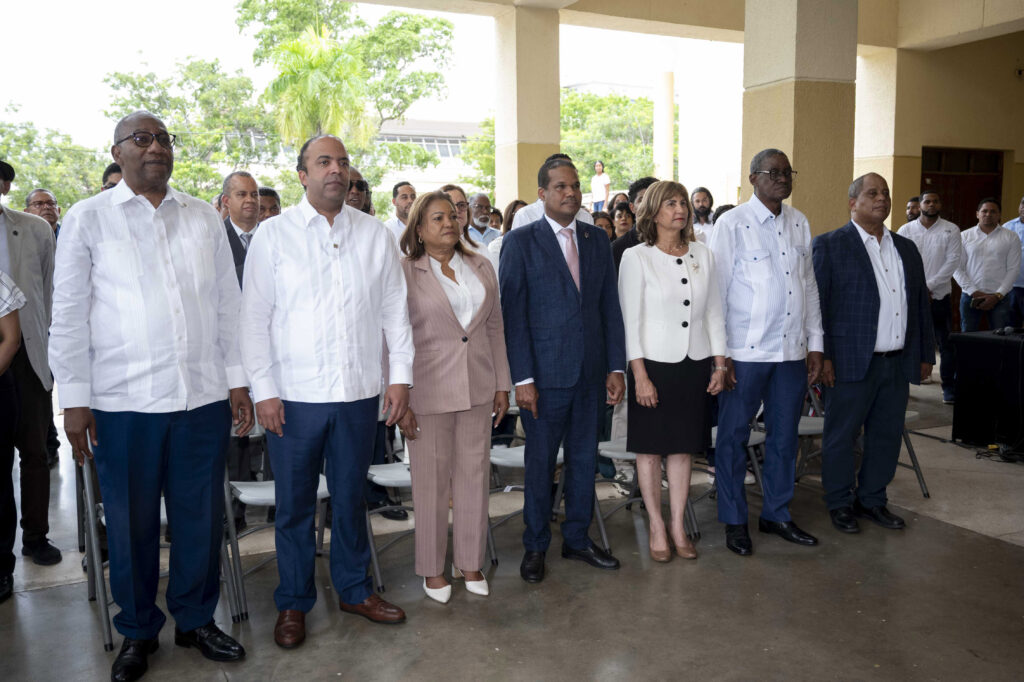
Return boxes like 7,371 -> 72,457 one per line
691,187 -> 714,243
897,190 -> 963,403
708,148 -> 824,556
222,171 -> 260,287
241,134 -> 414,649
954,198 -> 1022,333
1001,194 -> 1024,325
51,111 -> 251,681
384,181 -> 416,243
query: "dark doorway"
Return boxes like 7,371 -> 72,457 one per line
920,147 -> 1005,330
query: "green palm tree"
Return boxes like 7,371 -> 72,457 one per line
264,27 -> 372,149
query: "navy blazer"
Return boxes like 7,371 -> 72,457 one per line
812,222 -> 935,384
499,217 -> 626,390
224,218 -> 247,287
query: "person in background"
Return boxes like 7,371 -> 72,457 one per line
691,187 -> 714,243
954,198 -> 1021,333
609,192 -> 629,213
101,163 -> 122,191
591,211 -> 614,241
489,207 -> 503,232
611,177 -> 659,271
440,184 -> 475,245
611,202 -> 635,242
346,168 -> 372,214
501,199 -> 527,235
258,187 -> 282,224
712,204 -> 735,224
467,193 -> 501,246
385,181 -> 416,243
1001,194 -> 1024,327
591,161 -> 611,211
397,191 -> 510,603
905,196 -> 920,224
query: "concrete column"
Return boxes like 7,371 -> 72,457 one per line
741,0 -> 858,234
654,71 -> 675,181
494,7 -> 561,208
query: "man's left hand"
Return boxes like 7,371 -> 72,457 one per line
920,363 -> 934,383
806,351 -> 824,386
229,387 -> 255,437
978,293 -> 1000,311
383,384 -> 410,426
606,372 -> 625,405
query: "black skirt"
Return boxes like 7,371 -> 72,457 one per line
626,357 -> 712,456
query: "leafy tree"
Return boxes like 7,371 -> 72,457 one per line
0,106 -> 107,212
236,0 -> 356,65
459,117 -> 495,193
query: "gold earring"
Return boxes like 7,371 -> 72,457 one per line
417,234 -> 423,244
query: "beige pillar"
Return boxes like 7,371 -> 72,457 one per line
741,0 -> 858,234
494,7 -> 561,208
654,71 -> 675,181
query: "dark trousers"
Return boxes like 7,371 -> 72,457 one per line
267,398 -> 377,611
92,401 -> 231,639
0,371 -> 19,576
930,295 -> 956,393
520,383 -> 602,552
716,360 -> 805,525
821,355 -> 909,510
10,343 -> 52,546
1008,287 -> 1024,326
363,421 -> 390,506
960,292 -> 1013,332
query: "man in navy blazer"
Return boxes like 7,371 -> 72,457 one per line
500,157 -> 627,583
812,173 -> 934,534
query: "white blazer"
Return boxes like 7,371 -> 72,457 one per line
618,240 -> 726,363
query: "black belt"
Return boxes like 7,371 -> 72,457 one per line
873,349 -> 903,358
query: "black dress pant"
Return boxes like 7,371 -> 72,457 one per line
11,343 -> 51,546
1,370 -> 19,575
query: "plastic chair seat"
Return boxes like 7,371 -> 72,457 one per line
230,475 -> 329,507
489,444 -> 563,468
367,463 -> 412,488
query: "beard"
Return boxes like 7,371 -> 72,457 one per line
694,206 -> 711,219
472,215 -> 491,229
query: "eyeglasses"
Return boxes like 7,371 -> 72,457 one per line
454,202 -> 469,211
754,169 -> 797,181
27,200 -> 57,209
469,203 -> 491,211
349,179 -> 368,192
114,131 -> 176,149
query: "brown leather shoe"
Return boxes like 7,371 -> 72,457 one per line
674,539 -> 698,560
274,610 -> 306,649
339,594 -> 406,625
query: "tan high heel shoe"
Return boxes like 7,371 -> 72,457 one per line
673,537 -> 698,560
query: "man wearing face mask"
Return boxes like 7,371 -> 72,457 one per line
467,193 -> 501,246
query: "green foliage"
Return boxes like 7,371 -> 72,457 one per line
0,107 -> 107,212
236,0 -> 356,65
105,59 -> 282,199
458,117 -> 495,194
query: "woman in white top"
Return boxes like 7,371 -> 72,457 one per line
617,181 -> 727,562
397,192 -> 511,604
591,161 -> 611,211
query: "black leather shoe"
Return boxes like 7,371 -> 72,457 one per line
111,637 -> 158,682
758,518 -> 818,546
22,539 -> 62,566
367,499 -> 409,521
853,499 -> 905,529
725,523 -> 753,556
174,621 -> 245,662
561,542 -> 620,570
829,506 -> 860,534
0,574 -> 12,603
520,551 -> 546,583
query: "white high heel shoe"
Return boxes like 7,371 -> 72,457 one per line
452,566 -> 489,596
423,578 -> 451,604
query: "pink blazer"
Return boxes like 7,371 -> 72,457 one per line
403,250 -> 511,416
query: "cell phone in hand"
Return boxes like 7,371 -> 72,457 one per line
970,297 -> 984,309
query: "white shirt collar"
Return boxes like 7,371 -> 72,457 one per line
298,194 -> 353,230
544,213 -> 577,235
748,194 -> 779,224
852,220 -> 892,246
229,218 -> 257,239
109,179 -> 182,209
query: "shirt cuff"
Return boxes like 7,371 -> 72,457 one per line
251,377 -> 280,405
387,363 -> 413,388
58,382 -> 91,410
807,334 -> 824,354
611,369 -> 625,374
224,364 -> 247,390
514,377 -> 534,387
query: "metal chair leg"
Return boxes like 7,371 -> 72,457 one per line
901,428 -> 930,498
685,497 -> 700,540
316,498 -> 328,555
222,476 -> 247,621
365,510 -> 385,592
76,463 -> 86,553
82,460 -> 114,652
746,444 -> 765,495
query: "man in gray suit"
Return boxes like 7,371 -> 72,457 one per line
0,167 -> 60,566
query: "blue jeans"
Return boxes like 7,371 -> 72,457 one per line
960,292 -> 1013,332
593,200 -> 605,212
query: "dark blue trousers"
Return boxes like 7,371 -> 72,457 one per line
715,360 -> 805,525
92,401 -> 230,639
266,398 -> 377,611
930,296 -> 956,394
520,383 -> 602,552
821,355 -> 909,510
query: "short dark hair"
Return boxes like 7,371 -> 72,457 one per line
392,181 -> 412,198
544,153 -> 573,164
401,191 -> 473,259
977,197 -> 1001,211
920,190 -> 940,201
538,158 -> 577,189
749,148 -> 787,175
296,134 -> 340,172
612,201 -> 634,223
627,177 -> 658,205
258,186 -> 280,200
213,193 -> 223,209
691,186 -> 714,207
222,170 -> 255,195
102,162 -> 121,184
907,196 -> 920,203
712,204 -> 735,224
0,160 -> 14,182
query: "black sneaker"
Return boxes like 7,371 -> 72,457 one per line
22,539 -> 62,566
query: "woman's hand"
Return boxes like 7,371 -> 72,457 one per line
492,391 -> 509,428
706,369 -> 726,395
398,408 -> 419,441
634,375 -> 658,408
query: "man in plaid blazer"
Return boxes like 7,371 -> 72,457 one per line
812,173 -> 934,534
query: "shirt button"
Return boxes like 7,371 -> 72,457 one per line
461,336 -> 468,342
681,278 -> 688,284
681,321 -> 689,328
676,258 -> 683,265
683,300 -> 690,306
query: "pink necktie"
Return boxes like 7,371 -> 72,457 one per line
560,227 -> 580,291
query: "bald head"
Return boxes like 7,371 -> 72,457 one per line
114,110 -> 163,144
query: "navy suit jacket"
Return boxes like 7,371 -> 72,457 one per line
499,217 -> 626,390
812,222 -> 935,384
224,218 -> 247,287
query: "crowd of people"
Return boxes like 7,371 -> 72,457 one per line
1,107 -> 1023,682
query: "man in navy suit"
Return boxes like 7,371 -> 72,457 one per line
500,157 -> 627,583
812,173 -> 934,534
222,171 -> 260,287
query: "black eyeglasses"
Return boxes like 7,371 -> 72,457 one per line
27,200 -> 57,209
115,131 -> 176,149
754,169 -> 797,181
349,180 -> 368,192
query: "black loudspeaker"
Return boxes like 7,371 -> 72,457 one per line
951,330 -> 1024,449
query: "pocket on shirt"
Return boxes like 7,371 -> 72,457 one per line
738,249 -> 772,282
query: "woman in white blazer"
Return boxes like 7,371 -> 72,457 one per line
617,180 -> 727,562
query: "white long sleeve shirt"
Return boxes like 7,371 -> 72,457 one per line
708,195 -> 824,362
896,217 -> 962,298
49,181 -> 245,412
953,225 -> 1023,296
853,222 -> 907,352
240,196 -> 414,404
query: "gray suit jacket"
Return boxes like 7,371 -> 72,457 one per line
1,205 -> 55,389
